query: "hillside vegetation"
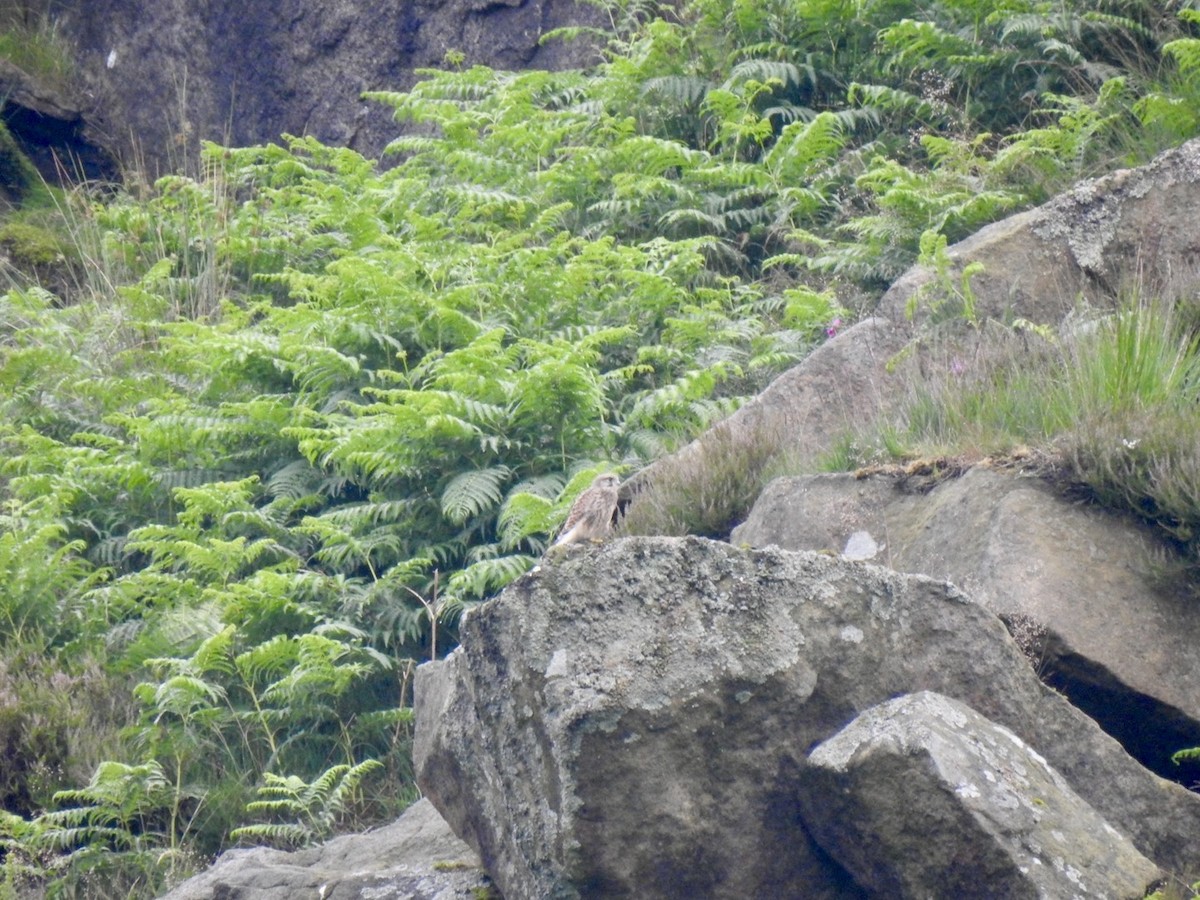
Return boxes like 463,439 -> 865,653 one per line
1,0 -> 1199,895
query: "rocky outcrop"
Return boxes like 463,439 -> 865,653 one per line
160,797 -> 492,900
0,58 -> 119,189
414,536 -> 1200,898
159,117 -> 1200,900
623,138 -> 1200,516
55,0 -> 600,176
730,466 -> 1200,788
799,691 -> 1160,899
619,315 -> 909,520
877,137 -> 1200,327
694,315 -> 908,468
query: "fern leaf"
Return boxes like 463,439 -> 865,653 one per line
234,634 -> 300,685
1163,37 -> 1200,76
725,59 -> 801,91
444,554 -> 536,604
440,466 -> 513,525
658,208 -> 726,232
641,75 -> 711,107
497,491 -> 556,549
764,112 -> 845,183
848,83 -> 949,124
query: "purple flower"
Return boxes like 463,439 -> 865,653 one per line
950,356 -> 966,376
825,318 -> 842,338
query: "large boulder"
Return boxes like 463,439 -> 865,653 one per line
877,137 -> 1200,327
730,466 -> 1200,785
696,316 -> 908,467
414,536 -> 1200,898
799,691 -> 1160,899
160,798 -> 493,900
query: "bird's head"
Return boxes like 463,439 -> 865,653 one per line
593,473 -> 621,489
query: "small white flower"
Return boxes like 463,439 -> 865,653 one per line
1121,438 -> 1139,450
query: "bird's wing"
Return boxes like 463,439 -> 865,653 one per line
559,489 -> 593,533
552,521 -> 582,547
553,491 -> 591,545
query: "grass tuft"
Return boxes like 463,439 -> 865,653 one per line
0,10 -> 75,92
620,416 -> 793,540
828,298 -> 1200,557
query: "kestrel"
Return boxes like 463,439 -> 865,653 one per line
553,473 -> 621,547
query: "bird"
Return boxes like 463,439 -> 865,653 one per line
553,473 -> 621,547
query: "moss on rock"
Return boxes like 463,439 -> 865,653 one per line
0,118 -> 41,202
0,220 -> 65,267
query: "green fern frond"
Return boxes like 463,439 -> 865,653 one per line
614,135 -> 708,175
725,59 -> 801,91
264,459 -> 324,501
443,184 -> 527,209
444,554 -> 536,604
996,13 -> 1054,42
1133,92 -> 1198,138
882,17 -> 964,53
234,634 -> 300,685
229,820 -> 313,847
420,304 -> 484,349
364,592 -> 428,646
29,822 -> 129,852
764,111 -> 845,183
539,24 -> 614,47
232,759 -> 384,848
497,490 -> 556,549
527,201 -> 576,238
641,75 -> 711,107
1163,37 -> 1200,76
848,83 -> 949,124
1037,38 -> 1085,66
440,465 -> 513,525
1079,11 -> 1151,41
685,160 -> 767,190
382,135 -> 442,157
658,207 -> 726,232
189,623 -> 237,674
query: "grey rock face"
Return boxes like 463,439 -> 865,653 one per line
704,316 -> 909,467
414,536 -> 1200,898
0,58 -> 119,186
627,139 -> 1200,523
876,137 -> 1200,326
159,798 -> 492,900
621,315 -> 909,514
730,467 -> 1200,784
56,0 -> 600,175
799,691 -> 1161,899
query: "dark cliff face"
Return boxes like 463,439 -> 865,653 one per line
56,0 -> 602,175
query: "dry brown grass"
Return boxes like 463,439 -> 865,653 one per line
619,416 -> 794,539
